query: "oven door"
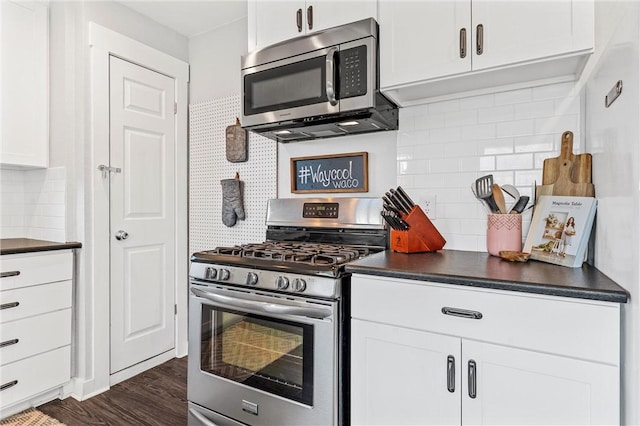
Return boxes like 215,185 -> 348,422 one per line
188,282 -> 339,426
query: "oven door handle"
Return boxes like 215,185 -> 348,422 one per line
191,287 -> 333,319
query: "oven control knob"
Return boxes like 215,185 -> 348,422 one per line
219,269 -> 230,281
292,278 -> 307,292
205,267 -> 217,280
276,276 -> 289,290
246,272 -> 259,286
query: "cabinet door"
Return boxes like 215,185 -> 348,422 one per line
0,0 -> 49,168
254,0 -> 305,49
379,0 -> 471,88
471,0 -> 594,71
307,0 -> 377,34
462,340 -> 619,425
351,319 -> 461,425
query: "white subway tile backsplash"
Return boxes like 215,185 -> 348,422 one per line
478,105 -> 514,123
494,88 -> 532,105
496,153 -> 533,170
514,100 -> 555,120
445,110 -> 478,127
496,119 -> 535,138
459,93 -> 494,110
397,81 -> 583,252
461,123 -> 497,140
0,167 -> 66,241
478,138 -> 514,155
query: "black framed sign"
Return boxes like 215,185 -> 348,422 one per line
291,152 -> 369,193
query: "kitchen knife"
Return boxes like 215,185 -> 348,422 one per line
385,191 -> 409,214
396,186 -> 416,208
383,203 -> 402,217
509,196 -> 530,214
389,189 -> 413,214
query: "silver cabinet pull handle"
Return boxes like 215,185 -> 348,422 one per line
115,230 -> 129,241
468,360 -> 477,398
459,28 -> 467,58
447,355 -> 455,393
0,271 -> 20,278
0,380 -> 18,392
476,24 -> 484,55
0,338 -> 19,348
307,5 -> 313,30
296,8 -> 303,32
0,302 -> 19,310
326,46 -> 338,106
441,307 -> 483,320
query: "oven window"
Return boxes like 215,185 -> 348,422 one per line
244,55 -> 327,116
200,305 -> 314,406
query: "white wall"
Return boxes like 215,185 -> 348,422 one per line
585,2 -> 640,424
397,82 -> 583,251
189,16 -> 248,103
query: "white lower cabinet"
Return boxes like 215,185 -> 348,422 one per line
350,275 -> 620,425
0,250 -> 74,418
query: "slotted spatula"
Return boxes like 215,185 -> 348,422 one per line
475,175 -> 500,214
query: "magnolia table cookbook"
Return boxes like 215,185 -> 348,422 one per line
523,195 -> 597,268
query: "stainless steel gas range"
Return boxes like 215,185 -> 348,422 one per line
187,198 -> 386,426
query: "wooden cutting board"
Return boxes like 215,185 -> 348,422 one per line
537,158 -> 595,197
542,131 -> 592,185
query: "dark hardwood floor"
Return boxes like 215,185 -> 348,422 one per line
39,357 -> 188,426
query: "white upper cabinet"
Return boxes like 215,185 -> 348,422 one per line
379,0 -> 594,105
380,0 -> 471,87
0,0 -> 49,169
248,0 -> 378,51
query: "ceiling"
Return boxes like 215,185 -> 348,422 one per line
116,0 -> 247,38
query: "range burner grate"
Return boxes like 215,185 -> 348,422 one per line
210,242 -> 371,266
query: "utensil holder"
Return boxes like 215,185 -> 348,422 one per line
390,206 -> 446,253
486,214 -> 522,256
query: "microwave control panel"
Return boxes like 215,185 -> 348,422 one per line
339,46 -> 367,99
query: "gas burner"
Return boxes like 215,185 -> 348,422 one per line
207,241 -> 371,267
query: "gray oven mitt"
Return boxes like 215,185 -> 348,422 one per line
221,177 -> 245,227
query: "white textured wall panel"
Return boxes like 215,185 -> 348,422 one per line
189,94 -> 277,254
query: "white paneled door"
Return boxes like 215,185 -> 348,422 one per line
109,56 -> 176,374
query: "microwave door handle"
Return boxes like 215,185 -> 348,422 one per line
326,47 -> 338,106
191,287 -> 332,319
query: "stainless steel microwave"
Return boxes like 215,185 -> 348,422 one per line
241,18 -> 398,142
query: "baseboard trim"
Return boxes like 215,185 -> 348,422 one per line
109,350 -> 175,386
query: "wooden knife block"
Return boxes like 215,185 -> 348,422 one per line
390,206 -> 446,253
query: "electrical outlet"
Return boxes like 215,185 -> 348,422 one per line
421,195 -> 437,219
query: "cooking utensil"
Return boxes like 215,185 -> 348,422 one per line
387,190 -> 412,214
383,202 -> 402,217
475,175 -> 500,213
471,184 -> 491,213
492,184 -> 507,214
509,196 -> 530,214
542,131 -> 592,185
501,184 -> 519,200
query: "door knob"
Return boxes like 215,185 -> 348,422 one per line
115,230 -> 129,241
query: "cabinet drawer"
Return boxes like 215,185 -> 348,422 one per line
0,346 -> 71,410
0,309 -> 71,366
0,280 -> 72,324
352,275 -> 620,364
1,251 -> 73,291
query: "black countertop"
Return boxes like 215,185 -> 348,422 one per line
345,249 -> 629,303
1,238 -> 82,255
